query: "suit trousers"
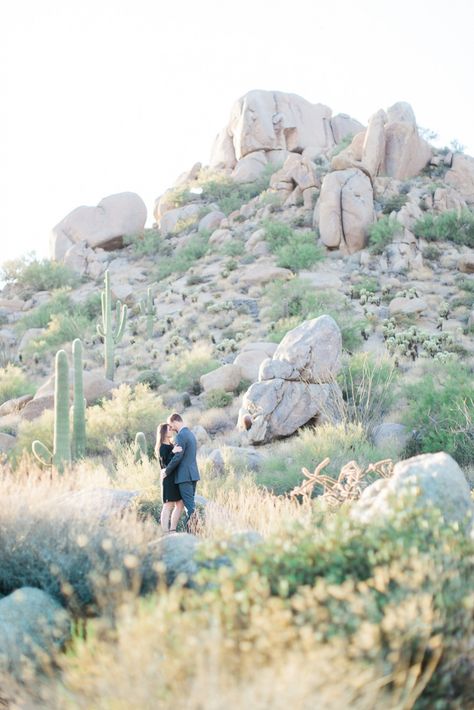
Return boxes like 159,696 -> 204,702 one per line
178,480 -> 197,524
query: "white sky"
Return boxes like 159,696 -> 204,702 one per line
1,0 -> 473,264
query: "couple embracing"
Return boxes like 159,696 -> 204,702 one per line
156,413 -> 200,534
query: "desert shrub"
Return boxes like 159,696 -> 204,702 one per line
16,290 -> 75,332
421,244 -> 441,261
205,389 -> 233,408
0,254 -> 79,297
135,370 -> 164,390
349,277 -> 379,299
452,275 -> 474,309
275,232 -> 325,272
163,342 -> 218,393
124,228 -> 162,256
12,411 -> 54,465
199,164 -> 277,214
264,279 -> 365,353
56,503 -> 474,709
258,423 -> 397,495
402,360 -> 474,466
87,384 -> 168,455
330,132 -> 353,157
22,313 -> 91,357
76,291 -> 104,321
380,194 -> 407,214
263,220 -> 324,271
0,364 -> 35,405
154,231 -> 210,281
263,220 -> 294,250
0,467 -> 159,620
338,352 -> 398,433
413,209 -> 474,247
367,217 -> 403,254
220,240 -> 246,257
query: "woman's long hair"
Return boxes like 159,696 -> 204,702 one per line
155,422 -> 170,458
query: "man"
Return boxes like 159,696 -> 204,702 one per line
161,412 -> 200,532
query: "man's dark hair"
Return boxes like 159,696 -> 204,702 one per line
168,412 -> 183,423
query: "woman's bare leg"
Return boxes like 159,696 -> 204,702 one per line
170,500 -> 184,531
160,502 -> 174,532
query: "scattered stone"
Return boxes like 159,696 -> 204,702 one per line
0,587 -> 71,678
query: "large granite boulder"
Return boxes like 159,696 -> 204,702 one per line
331,101 -> 432,181
238,315 -> 342,443
316,168 -> 375,253
51,192 -> 147,260
210,90 -> 336,168
0,587 -> 71,678
352,452 -> 474,530
445,154 -> 474,204
272,315 -> 342,382
238,379 -> 341,443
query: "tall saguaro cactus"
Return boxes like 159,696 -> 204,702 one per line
71,338 -> 86,459
97,270 -> 127,381
139,287 -> 156,339
32,349 -> 71,473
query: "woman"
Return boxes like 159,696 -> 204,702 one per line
155,423 -> 184,533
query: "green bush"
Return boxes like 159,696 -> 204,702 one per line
367,217 -> 403,254
0,254 -> 80,297
16,290 -> 75,332
154,231 -> 210,281
402,360 -> 474,466
135,370 -> 164,390
0,365 -> 35,406
22,313 -> 91,357
413,209 -> 474,247
275,232 -> 325,272
124,228 -> 162,256
87,383 -> 168,455
205,388 -> 233,408
338,352 -> 397,433
263,220 -> 294,250
163,343 -> 218,393
380,194 -> 407,214
265,279 -> 365,353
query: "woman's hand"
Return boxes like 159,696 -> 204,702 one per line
161,468 -> 166,480
172,445 -> 183,453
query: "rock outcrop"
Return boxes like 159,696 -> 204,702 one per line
210,90 -> 363,177
51,192 -> 147,260
316,168 -> 375,253
331,102 -> 432,180
352,452 -> 474,530
238,315 -> 342,443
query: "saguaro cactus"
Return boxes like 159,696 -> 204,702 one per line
134,431 -> 147,463
97,270 -> 127,381
71,338 -> 86,459
139,287 -> 156,339
32,349 -> 71,472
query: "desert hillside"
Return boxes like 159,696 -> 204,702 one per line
0,90 -> 473,708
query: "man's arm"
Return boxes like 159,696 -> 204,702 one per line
164,431 -> 187,476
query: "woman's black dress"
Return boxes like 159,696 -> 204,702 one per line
159,443 -> 181,503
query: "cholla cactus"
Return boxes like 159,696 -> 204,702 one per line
97,270 -> 128,381
139,287 -> 156,339
32,349 -> 71,472
290,457 -> 394,508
